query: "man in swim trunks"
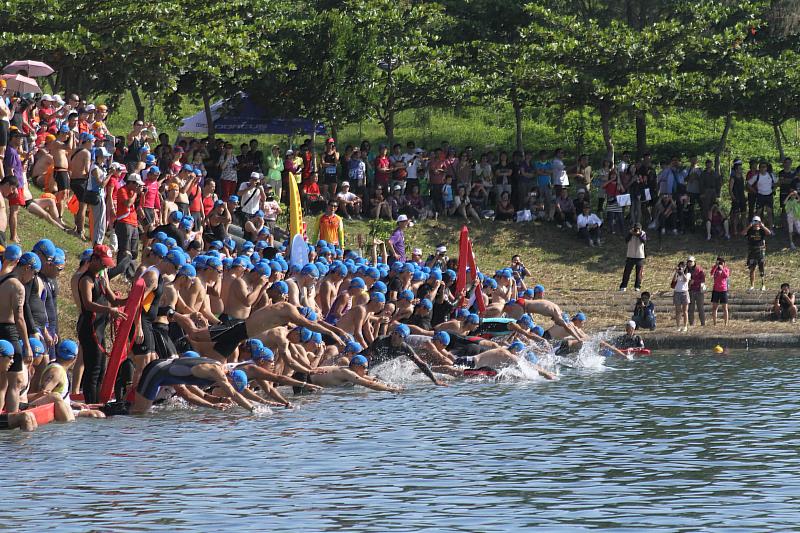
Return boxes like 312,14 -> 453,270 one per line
50,125 -> 74,222
307,355 -> 403,392
433,340 -> 556,380
172,300 -> 348,362
131,356 -> 255,414
68,132 -> 94,240
363,324 -> 447,386
0,253 -> 36,413
403,331 -> 457,366
235,344 -> 322,402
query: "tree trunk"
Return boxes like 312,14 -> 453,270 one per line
512,95 -> 523,152
599,104 -> 614,164
331,123 -> 339,142
714,113 -> 733,174
130,86 -> 145,122
202,91 -> 216,140
384,108 -> 396,146
635,111 -> 647,158
774,121 -> 785,160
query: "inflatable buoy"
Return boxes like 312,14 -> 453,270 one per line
624,348 -> 651,356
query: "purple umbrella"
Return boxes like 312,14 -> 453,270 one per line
3,60 -> 54,77
0,74 -> 42,94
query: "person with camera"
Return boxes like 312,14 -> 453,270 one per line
238,171 -> 266,223
510,255 -> 531,291
671,261 -> 691,332
710,257 -> 730,326
741,215 -> 772,291
619,223 -> 647,292
771,283 -> 797,322
631,291 -> 656,330
685,256 -> 706,326
426,244 -> 449,271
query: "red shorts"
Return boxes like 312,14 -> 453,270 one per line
7,188 -> 26,207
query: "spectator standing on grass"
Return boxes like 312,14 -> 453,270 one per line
602,168 -> 625,235
428,149 -> 447,218
671,261 -> 691,332
619,223 -> 647,292
710,257 -> 730,326
698,159 -> 722,223
777,157 -> 796,226
535,150 -> 552,219
551,148 -> 569,196
684,156 -> 701,229
729,159 -> 747,236
748,161 -> 777,228
742,215 -> 772,291
686,256 -> 706,327
783,189 -> 800,249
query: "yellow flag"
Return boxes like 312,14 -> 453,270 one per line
288,174 -> 303,238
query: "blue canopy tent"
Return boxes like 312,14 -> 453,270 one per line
179,93 -> 324,135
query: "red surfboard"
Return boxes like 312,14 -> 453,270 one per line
625,348 -> 651,356
27,403 -> 55,425
98,277 -> 146,404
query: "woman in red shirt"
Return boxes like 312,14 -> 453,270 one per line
201,179 -> 218,217
375,145 -> 391,189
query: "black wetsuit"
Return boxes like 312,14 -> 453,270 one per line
402,313 -> 432,331
137,357 -> 218,401
77,271 -> 110,404
25,275 -> 48,336
133,267 -> 163,357
364,335 -> 438,384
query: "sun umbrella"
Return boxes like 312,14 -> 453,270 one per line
3,60 -> 54,77
0,74 -> 42,94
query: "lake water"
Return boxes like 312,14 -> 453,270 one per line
4,348 -> 800,531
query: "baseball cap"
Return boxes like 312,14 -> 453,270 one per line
58,124 -> 70,134
436,245 -> 447,253
752,216 -> 761,223
91,245 -> 116,267
627,320 -> 637,330
145,154 -> 157,164
126,173 -> 144,186
341,181 -> 350,187
326,137 -> 335,144
149,165 -> 160,174
95,147 -> 112,158
228,195 -> 239,203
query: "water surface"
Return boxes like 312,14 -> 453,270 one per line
4,348 -> 800,531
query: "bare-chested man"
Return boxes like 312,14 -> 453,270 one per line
49,124 -> 75,221
307,355 -> 402,392
222,260 -> 270,323
433,340 -> 556,380
0,253 -> 36,412
286,263 -> 321,311
337,292 -> 386,348
316,262 -> 347,316
325,276 -> 364,326
67,132 -> 95,240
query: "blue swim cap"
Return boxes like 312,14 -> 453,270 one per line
271,280 -> 289,294
299,307 -> 318,322
401,262 -> 416,274
349,277 -> 366,289
230,369 -> 248,392
206,257 -> 222,270
56,339 -> 79,360
293,327 -> 313,343
398,289 -> 414,301
509,340 -> 526,352
572,312 -> 587,322
350,354 -> 369,367
0,340 -> 14,358
484,278 -> 498,289
412,271 -> 425,282
430,269 -> 443,281
255,241 -> 268,251
330,263 -> 348,277
28,338 -> 46,357
210,240 -> 224,250
534,284 -> 545,294
249,252 -> 261,264
532,325 -> 545,337
224,238 -> 236,250
523,288 -> 535,298
372,280 -> 388,294
518,315 -> 534,329
182,350 -> 201,358
454,308 -> 470,319
165,249 -> 186,267
164,237 -> 178,249
391,261 -> 404,272
4,244 -> 22,262
180,217 -> 193,230
33,239 -> 57,260
244,338 -> 263,353
214,199 -> 225,208
232,257 -> 250,269
527,353 -> 539,365
344,340 -> 363,354
433,331 -> 450,345
365,267 -> 380,279
149,165 -> 161,174
300,264 -> 320,278
370,292 -> 386,304
254,261 -> 271,277
311,332 -> 323,344
252,346 -> 275,362
269,260 -> 283,272
19,252 -> 42,272
169,210 -> 183,223
178,264 -> 196,278
315,262 -> 329,276
53,248 -> 66,267
418,298 -> 433,310
222,258 -> 234,270
316,239 -> 328,248
466,313 -> 480,325
182,164 -> 194,173
394,324 -> 411,338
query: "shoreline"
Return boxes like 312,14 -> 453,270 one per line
639,331 -> 800,349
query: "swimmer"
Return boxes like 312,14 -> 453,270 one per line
306,355 -> 403,392
363,324 -> 448,386
432,340 -> 556,380
131,356 -> 255,414
614,321 -> 645,350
